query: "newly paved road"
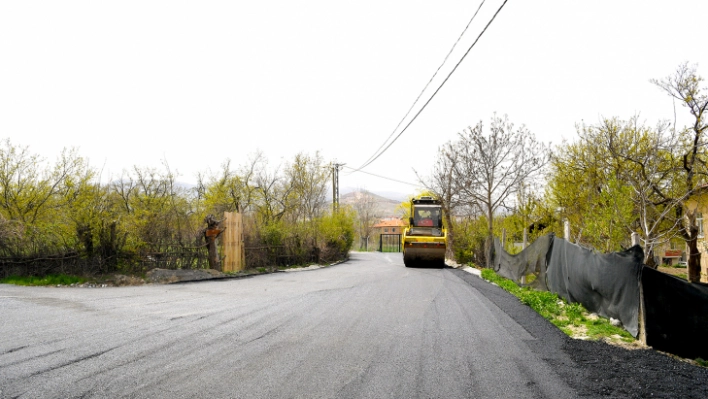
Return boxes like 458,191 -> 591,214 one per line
0,252 -> 580,398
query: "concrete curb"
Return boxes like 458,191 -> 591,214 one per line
282,264 -> 323,272
281,257 -> 349,273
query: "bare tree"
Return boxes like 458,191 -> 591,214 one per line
452,114 -> 550,266
254,160 -> 294,227
110,162 -> 190,253
590,116 -> 685,266
651,62 -> 708,282
285,152 -> 330,224
351,190 -> 379,251
196,153 -> 262,215
417,141 -> 462,259
0,141 -> 92,225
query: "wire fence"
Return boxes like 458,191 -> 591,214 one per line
0,242 -> 339,278
0,249 -> 211,278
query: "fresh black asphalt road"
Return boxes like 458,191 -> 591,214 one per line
1,252 -> 581,398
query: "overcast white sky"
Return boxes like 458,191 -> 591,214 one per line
2,1 -> 707,198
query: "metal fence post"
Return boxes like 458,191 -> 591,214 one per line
631,232 -> 641,247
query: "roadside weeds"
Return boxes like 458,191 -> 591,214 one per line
447,261 -> 638,347
450,261 -> 708,369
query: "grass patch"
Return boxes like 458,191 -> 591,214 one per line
586,319 -> 634,342
695,358 -> 708,368
1,274 -> 86,286
481,268 -> 634,343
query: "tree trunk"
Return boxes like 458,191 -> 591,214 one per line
680,209 -> 701,282
645,249 -> 657,269
444,205 -> 455,261
687,234 -> 701,283
203,214 -> 224,271
207,234 -> 220,271
486,205 -> 494,268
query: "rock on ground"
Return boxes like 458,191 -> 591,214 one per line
145,268 -> 226,284
110,274 -> 146,286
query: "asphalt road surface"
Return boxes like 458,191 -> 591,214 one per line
0,252 -> 600,398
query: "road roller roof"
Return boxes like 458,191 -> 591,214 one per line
412,196 -> 441,205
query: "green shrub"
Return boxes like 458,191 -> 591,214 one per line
317,208 -> 355,257
261,221 -> 286,247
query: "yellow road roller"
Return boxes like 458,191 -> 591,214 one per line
402,196 -> 446,267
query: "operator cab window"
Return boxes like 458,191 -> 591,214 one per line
413,207 -> 441,228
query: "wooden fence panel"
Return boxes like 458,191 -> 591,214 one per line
222,211 -> 245,272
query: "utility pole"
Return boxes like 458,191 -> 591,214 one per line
331,162 -> 345,212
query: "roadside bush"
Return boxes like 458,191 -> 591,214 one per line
452,217 -> 487,265
261,221 -> 286,247
0,143 -> 355,275
317,208 -> 355,261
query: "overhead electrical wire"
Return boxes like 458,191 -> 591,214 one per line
342,166 -> 421,187
353,0 -> 509,173
353,0 -> 488,173
357,0 -> 509,171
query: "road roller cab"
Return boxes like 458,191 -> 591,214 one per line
402,196 -> 446,267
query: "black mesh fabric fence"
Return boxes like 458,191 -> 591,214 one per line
492,234 -> 643,337
546,237 -> 643,337
641,266 -> 708,360
490,233 -> 708,354
490,234 -> 554,291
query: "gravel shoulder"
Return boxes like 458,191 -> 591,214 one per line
450,268 -> 708,399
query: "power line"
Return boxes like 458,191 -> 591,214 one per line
358,0 -> 509,170
355,0 -> 488,171
342,166 -> 421,187
354,0 -> 509,172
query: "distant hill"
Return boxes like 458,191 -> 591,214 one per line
340,189 -> 403,218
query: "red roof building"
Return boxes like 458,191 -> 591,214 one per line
372,218 -> 407,235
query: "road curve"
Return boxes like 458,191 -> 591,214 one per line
1,252 -> 579,398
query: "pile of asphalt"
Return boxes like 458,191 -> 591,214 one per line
450,268 -> 708,399
562,339 -> 708,398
